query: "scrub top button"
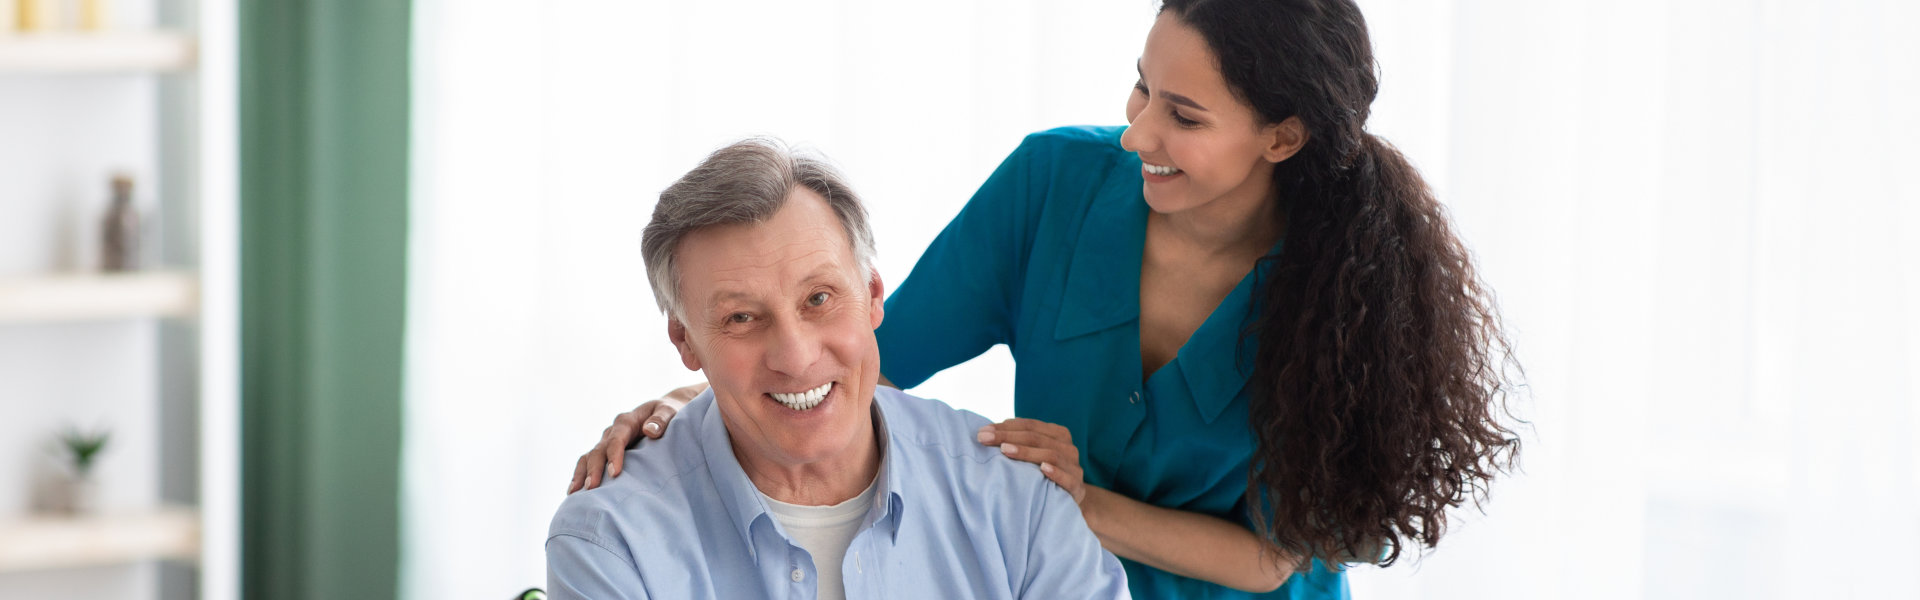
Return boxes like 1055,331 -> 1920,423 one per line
1128,391 -> 1140,404
791,569 -> 805,582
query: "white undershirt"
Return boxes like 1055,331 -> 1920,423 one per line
760,480 -> 878,600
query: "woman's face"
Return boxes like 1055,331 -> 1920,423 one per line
1122,11 -> 1301,219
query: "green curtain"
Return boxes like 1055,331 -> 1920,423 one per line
239,0 -> 410,599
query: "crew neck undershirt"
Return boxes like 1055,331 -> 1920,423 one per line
760,478 -> 879,600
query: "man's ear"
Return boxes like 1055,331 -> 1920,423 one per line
667,317 -> 702,371
866,269 -> 886,330
1263,116 -> 1309,164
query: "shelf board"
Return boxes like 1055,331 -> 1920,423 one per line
0,271 -> 198,323
0,31 -> 197,73
0,506 -> 200,573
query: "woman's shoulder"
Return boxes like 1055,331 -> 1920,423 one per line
955,125 -> 1132,228
991,125 -> 1133,211
1012,125 -> 1129,165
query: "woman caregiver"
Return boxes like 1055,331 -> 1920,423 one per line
570,0 -> 1519,597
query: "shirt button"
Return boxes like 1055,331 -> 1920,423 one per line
791,568 -> 805,583
1128,391 -> 1140,404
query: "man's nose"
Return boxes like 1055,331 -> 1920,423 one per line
763,317 -> 820,376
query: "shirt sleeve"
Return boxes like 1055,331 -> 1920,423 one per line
546,533 -> 649,600
877,135 -> 1053,388
1017,484 -> 1131,600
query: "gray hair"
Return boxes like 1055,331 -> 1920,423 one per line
642,137 -> 878,319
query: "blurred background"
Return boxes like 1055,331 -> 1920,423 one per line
2,0 -> 1915,599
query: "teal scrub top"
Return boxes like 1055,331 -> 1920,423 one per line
876,126 -> 1349,600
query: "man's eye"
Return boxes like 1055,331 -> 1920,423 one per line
807,292 -> 830,307
727,313 -> 753,324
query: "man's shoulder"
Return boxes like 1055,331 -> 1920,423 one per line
876,388 -> 1047,488
548,401 -> 716,543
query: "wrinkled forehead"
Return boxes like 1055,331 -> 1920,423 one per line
674,200 -> 863,310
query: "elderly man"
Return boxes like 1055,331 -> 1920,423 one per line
546,138 -> 1129,599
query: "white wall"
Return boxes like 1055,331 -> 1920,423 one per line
408,1 -> 1920,599
405,1 -> 1158,596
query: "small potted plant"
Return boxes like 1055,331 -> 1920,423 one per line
53,425 -> 111,515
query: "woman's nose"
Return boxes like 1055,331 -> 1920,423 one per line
1120,116 -> 1156,154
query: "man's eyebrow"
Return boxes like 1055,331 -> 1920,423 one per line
1135,59 -> 1210,113
706,289 -> 757,307
702,265 -> 851,307
801,264 -> 852,287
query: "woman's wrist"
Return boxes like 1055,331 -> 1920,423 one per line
1076,485 -> 1120,542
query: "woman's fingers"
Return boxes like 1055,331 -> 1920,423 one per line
602,436 -> 627,480
568,453 -> 592,494
1040,462 -> 1087,503
991,418 -> 1073,442
981,428 -> 1080,465
1010,445 -> 1085,503
998,443 -> 1080,480
569,392 -> 697,495
639,401 -> 679,441
597,418 -> 632,480
1002,442 -> 1081,475
976,420 -> 1074,448
582,437 -> 610,490
978,418 -> 1086,502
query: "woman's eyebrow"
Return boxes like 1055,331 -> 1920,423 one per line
1136,59 -> 1210,112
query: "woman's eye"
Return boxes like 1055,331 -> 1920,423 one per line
727,313 -> 753,324
1133,80 -> 1148,95
1171,110 -> 1200,127
807,292 -> 830,307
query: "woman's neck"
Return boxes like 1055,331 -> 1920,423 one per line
1153,187 -> 1283,260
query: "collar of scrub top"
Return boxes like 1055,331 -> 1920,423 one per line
697,387 -> 906,562
1051,153 -> 1280,425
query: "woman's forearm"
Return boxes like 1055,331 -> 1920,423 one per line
1079,485 -> 1298,593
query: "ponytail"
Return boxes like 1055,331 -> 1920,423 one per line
1244,132 -> 1519,566
1160,0 -> 1519,567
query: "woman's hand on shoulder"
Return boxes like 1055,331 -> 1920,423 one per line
977,418 -> 1086,504
566,382 -> 708,494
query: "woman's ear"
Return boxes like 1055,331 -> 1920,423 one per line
1263,116 -> 1309,163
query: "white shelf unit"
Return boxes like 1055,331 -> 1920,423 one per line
0,507 -> 200,572
0,2 -> 239,600
0,31 -> 197,72
0,271 -> 198,322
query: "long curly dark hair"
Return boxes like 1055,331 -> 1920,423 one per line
1159,0 -> 1521,566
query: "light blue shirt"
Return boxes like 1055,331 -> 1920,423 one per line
546,386 -> 1130,600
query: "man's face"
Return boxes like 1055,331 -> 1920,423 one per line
667,188 -> 885,470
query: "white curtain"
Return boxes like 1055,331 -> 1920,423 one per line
404,1 -> 1920,599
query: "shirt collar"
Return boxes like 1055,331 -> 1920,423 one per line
1050,152 -> 1285,423
695,387 -> 907,561
692,390 -> 773,560
865,390 -> 908,544
1053,153 -> 1146,341
1175,244 -> 1279,424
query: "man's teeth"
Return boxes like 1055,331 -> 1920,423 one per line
771,382 -> 833,411
1144,162 -> 1181,176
